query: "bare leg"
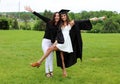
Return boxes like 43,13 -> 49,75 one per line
31,45 -> 58,67
60,52 -> 67,77
38,46 -> 58,63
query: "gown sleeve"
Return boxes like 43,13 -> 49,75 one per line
75,19 -> 92,30
55,28 -> 64,44
33,11 -> 51,23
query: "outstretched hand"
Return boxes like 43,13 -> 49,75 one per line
24,6 -> 33,12
90,16 -> 106,21
98,16 -> 106,21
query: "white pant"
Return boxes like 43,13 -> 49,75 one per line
42,39 -> 53,73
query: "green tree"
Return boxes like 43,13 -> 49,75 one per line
11,18 -> 19,30
89,23 -> 103,33
103,18 -> 119,33
33,20 -> 43,31
20,12 -> 31,30
0,17 -> 9,30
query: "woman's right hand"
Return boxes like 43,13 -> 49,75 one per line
53,40 -> 57,47
24,6 -> 33,12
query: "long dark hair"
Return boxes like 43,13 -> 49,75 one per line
60,13 -> 70,27
50,12 -> 60,26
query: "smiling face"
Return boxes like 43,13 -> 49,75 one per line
54,12 -> 60,22
61,14 -> 67,22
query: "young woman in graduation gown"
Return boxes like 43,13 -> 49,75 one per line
56,11 -> 106,68
24,6 -> 60,77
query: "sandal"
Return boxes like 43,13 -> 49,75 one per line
31,62 -> 40,68
45,73 -> 51,78
50,72 -> 53,77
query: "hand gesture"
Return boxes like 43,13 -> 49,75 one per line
24,6 -> 33,12
90,16 -> 106,21
90,17 -> 98,21
98,16 -> 106,21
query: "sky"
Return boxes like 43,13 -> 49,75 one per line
0,0 -> 120,13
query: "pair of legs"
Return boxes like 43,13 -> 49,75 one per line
32,44 -> 67,77
42,39 -> 53,77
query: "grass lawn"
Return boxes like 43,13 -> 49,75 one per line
0,30 -> 120,84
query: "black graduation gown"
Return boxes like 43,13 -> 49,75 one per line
56,19 -> 92,68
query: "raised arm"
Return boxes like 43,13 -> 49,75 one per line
89,16 -> 106,22
74,19 -> 92,30
74,16 -> 106,30
24,6 -> 50,23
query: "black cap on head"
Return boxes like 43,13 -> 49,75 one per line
59,9 -> 70,14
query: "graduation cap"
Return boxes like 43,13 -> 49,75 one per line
59,9 -> 70,14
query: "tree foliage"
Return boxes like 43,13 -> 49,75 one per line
0,17 -> 9,30
0,10 -> 120,33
